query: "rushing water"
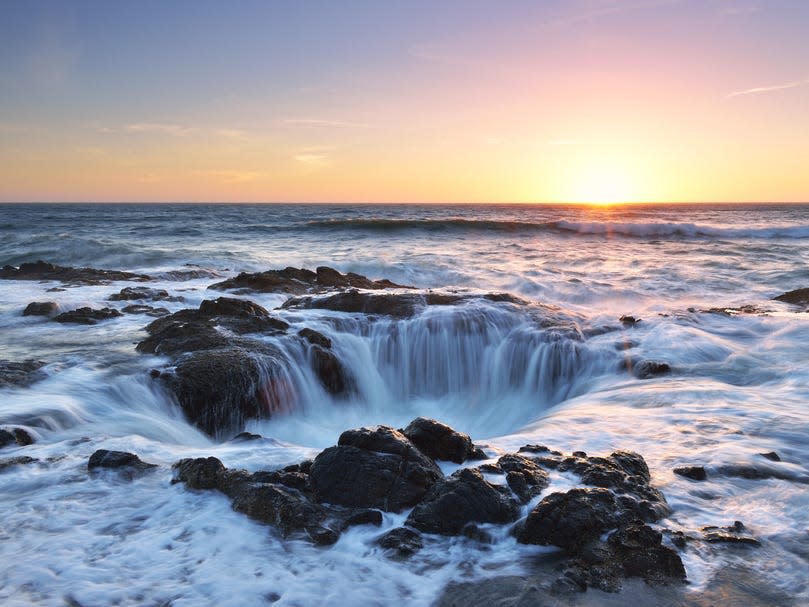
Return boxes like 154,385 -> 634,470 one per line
0,203 -> 808,606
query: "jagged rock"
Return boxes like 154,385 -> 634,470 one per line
633,360 -> 671,379
310,345 -> 351,396
515,488 -> 620,552
87,449 -> 157,474
0,427 -> 34,447
0,360 -> 46,388
298,328 -> 332,349
674,466 -> 707,481
497,453 -> 550,503
0,260 -> 150,284
209,265 -> 411,295
773,287 -> 809,308
406,467 -> 520,535
607,522 -> 686,582
122,304 -> 170,316
23,301 -> 59,317
54,307 -> 123,325
759,451 -> 781,462
401,417 -> 476,464
702,521 -> 761,546
310,425 -> 441,512
173,456 -> 226,489
282,290 -> 465,318
229,481 -> 329,537
108,286 -> 182,302
378,527 -> 423,557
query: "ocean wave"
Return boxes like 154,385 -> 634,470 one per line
306,218 -> 809,239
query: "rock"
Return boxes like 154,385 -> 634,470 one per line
607,522 -> 686,582
54,307 -> 123,325
231,431 -> 262,442
23,301 -> 59,317
122,304 -> 170,316
406,467 -> 520,535
0,430 -> 16,449
87,449 -> 157,474
172,457 -> 226,489
0,260 -> 150,285
282,290 -> 465,318
229,481 -> 329,536
0,360 -> 46,388
108,286 -> 182,302
377,527 -> 423,557
759,451 -> 781,462
341,508 -> 383,529
310,345 -> 352,396
633,360 -> 671,379
310,426 -> 441,512
620,315 -> 641,326
497,453 -> 550,503
515,488 -> 620,552
298,328 -> 332,349
702,521 -> 761,546
209,266 -> 411,295
11,428 -> 34,446
0,456 -> 38,471
161,347 -> 290,438
401,417 -> 476,464
674,466 -> 707,481
716,464 -> 807,483
773,287 -> 809,308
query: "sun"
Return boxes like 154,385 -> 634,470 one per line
568,165 -> 636,205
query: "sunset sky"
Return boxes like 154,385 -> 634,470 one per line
1,0 -> 808,203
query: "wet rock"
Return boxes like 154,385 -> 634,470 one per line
310,425 -> 441,512
309,345 -> 351,396
161,347 -> 290,438
759,451 -> 781,462
702,521 -> 761,546
0,455 -> 38,471
0,260 -> 150,285
0,360 -> 46,388
108,286 -> 182,302
401,417 -> 476,464
716,463 -> 807,483
633,360 -> 671,379
773,287 -> 809,308
341,508 -> 383,529
54,307 -> 123,325
122,304 -> 170,316
298,328 -> 332,349
172,456 -> 226,489
87,449 -> 157,473
23,301 -> 59,317
674,466 -> 707,481
209,265 -> 411,295
377,527 -> 423,557
620,315 -> 641,326
515,487 -> 620,553
231,431 -> 263,442
497,454 -> 550,503
607,522 -> 686,582
406,468 -> 520,535
0,429 -> 17,449
282,290 -> 466,318
229,481 -> 329,536
0,428 -> 34,449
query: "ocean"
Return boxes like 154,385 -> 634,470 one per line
0,202 -> 807,606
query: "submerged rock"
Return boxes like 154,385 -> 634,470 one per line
377,527 -> 423,557
0,260 -> 150,285
209,265 -> 411,295
406,467 -> 520,535
282,290 -> 466,318
0,360 -> 46,388
632,360 -> 671,379
701,521 -> 761,546
23,301 -> 59,317
773,287 -> 809,308
674,466 -> 707,481
108,286 -> 182,302
54,307 -> 123,325
87,449 -> 157,474
310,425 -> 441,512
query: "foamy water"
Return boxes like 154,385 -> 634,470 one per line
0,203 -> 807,605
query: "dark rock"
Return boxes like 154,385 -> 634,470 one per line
0,430 -> 16,449
209,265 -> 411,295
0,455 -> 38,471
54,307 -> 123,325
0,260 -> 150,285
310,425 -> 441,512
11,428 -> 34,446
298,328 -> 332,349
633,360 -> 671,379
232,431 -> 262,441
160,347 -> 290,438
620,315 -> 641,326
0,360 -> 46,388
109,286 -> 182,302
306,525 -> 340,545
515,488 -> 620,552
608,522 -> 686,582
674,466 -> 707,481
377,527 -> 423,557
172,457 -> 226,489
406,467 -> 520,535
310,345 -> 351,395
759,451 -> 781,462
717,463 -> 807,483
495,453 -> 550,503
773,287 -> 809,308
87,449 -> 157,473
402,417 -> 476,464
23,301 -> 59,317
702,521 -> 761,546
282,290 -> 465,318
341,508 -> 383,529
229,480 -> 329,536
252,468 -> 309,492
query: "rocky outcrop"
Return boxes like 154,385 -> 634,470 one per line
0,360 -> 46,388
488,453 -> 549,503
23,301 -> 59,317
674,465 -> 707,481
377,527 -> 423,557
0,260 -> 150,285
54,307 -> 123,325
282,290 -> 467,318
401,417 -> 477,464
406,467 -> 520,535
773,287 -> 809,308
109,286 -> 183,302
87,449 -> 157,477
209,265 -> 411,295
310,426 -> 442,511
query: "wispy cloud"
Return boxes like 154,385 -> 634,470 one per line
98,123 -> 249,139
726,78 -> 809,98
125,123 -> 196,136
539,0 -> 682,28
283,118 -> 370,129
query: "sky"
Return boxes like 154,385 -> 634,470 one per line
0,0 -> 808,203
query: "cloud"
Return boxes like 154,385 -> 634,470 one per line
98,123 -> 249,139
539,0 -> 682,28
205,170 -> 268,184
293,154 -> 329,166
726,78 -> 809,98
125,123 -> 196,136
